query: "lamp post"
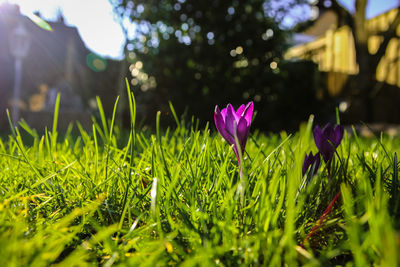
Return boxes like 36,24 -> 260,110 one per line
9,22 -> 30,125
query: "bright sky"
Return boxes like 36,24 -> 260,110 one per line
2,0 -> 126,59
1,0 -> 399,59
338,0 -> 399,18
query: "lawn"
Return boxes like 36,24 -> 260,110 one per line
0,90 -> 399,266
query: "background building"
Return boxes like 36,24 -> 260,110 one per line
286,6 -> 400,123
0,3 -> 128,130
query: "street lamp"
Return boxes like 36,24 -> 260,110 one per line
9,22 -> 30,125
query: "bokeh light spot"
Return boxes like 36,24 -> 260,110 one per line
135,61 -> 143,69
227,7 -> 235,15
131,68 -> 139,76
86,53 -> 107,72
131,78 -> 139,86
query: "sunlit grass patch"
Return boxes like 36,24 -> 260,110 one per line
0,86 -> 399,265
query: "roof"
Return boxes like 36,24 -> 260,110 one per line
303,10 -> 338,37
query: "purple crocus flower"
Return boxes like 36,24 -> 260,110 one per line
302,151 -> 321,175
214,102 -> 254,166
313,123 -> 344,163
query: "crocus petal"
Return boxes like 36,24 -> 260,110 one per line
236,104 -> 246,118
302,152 -> 313,175
323,123 -> 336,146
323,122 -> 332,129
237,116 -> 249,150
220,107 -> 228,120
313,125 -> 323,152
314,125 -> 334,163
214,106 -> 233,144
214,105 -> 221,118
333,125 -> 344,147
214,106 -> 225,134
320,145 -> 334,163
322,123 -> 333,134
242,102 -> 254,126
224,104 -> 237,144
309,152 -> 321,176
302,152 -> 321,175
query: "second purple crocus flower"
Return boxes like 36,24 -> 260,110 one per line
302,123 -> 344,176
313,123 -> 344,163
214,102 -> 254,167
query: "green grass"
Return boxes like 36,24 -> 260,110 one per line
0,89 -> 400,266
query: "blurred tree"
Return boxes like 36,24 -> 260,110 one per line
111,0 -> 322,131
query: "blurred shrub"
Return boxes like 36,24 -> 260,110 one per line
112,0 -> 329,131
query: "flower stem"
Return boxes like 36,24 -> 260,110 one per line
301,191 -> 341,247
